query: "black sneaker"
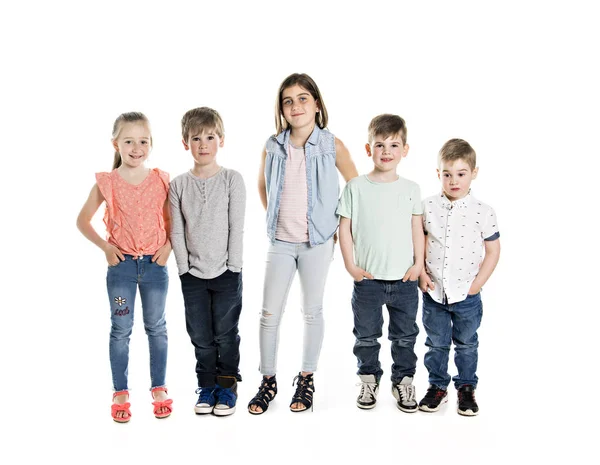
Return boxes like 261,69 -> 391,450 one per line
418,385 -> 448,412
457,385 -> 479,416
391,376 -> 418,413
356,374 -> 379,409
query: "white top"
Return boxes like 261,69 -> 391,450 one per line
423,192 -> 499,304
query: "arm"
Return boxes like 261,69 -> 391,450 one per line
76,183 -> 124,265
227,172 -> 246,272
258,146 -> 267,210
403,214 -> 425,282
151,198 -> 172,265
339,216 -> 373,282
335,137 -> 358,182
418,232 -> 435,292
468,238 -> 501,295
169,182 -> 190,275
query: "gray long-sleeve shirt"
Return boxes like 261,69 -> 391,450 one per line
169,167 -> 246,279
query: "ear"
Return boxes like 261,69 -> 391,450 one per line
112,138 -> 119,151
472,167 -> 479,179
182,139 -> 190,151
365,143 -> 372,157
219,135 -> 225,147
437,168 -> 441,180
403,143 -> 410,158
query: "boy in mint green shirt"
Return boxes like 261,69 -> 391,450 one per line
337,114 -> 424,413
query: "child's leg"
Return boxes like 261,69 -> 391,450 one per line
138,257 -> 169,389
451,293 -> 483,389
180,272 -> 216,387
386,280 -> 419,382
296,238 -> 334,373
351,279 -> 385,381
259,240 -> 299,375
422,293 -> 453,388
210,269 -> 243,379
106,256 -> 138,392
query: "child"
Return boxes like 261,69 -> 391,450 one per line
170,107 -> 246,416
418,138 -> 500,416
337,114 -> 424,412
76,112 -> 173,423
247,73 -> 358,415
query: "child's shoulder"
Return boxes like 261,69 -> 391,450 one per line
397,175 -> 421,191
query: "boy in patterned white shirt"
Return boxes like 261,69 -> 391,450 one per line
418,139 -> 500,416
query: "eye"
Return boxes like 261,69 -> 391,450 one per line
459,173 -> 465,177
125,140 -> 132,144
192,137 -> 200,142
392,144 -> 399,148
299,97 -> 307,102
283,99 -> 292,106
141,140 -> 148,145
208,136 -> 214,140
443,173 -> 450,177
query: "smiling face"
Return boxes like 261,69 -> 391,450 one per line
281,84 -> 320,132
366,133 -> 409,174
183,127 -> 224,169
112,122 -> 152,168
438,158 -> 478,201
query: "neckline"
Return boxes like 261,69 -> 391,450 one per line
114,168 -> 152,187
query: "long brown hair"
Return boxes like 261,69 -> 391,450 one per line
111,112 -> 151,170
275,73 -> 328,135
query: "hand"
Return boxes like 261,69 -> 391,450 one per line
402,264 -> 422,282
152,242 -> 172,266
347,264 -> 373,282
468,283 -> 481,295
419,273 -> 435,293
333,232 -> 338,244
104,244 -> 125,266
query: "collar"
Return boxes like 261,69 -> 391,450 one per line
276,125 -> 322,147
439,190 -> 472,210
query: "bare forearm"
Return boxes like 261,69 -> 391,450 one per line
77,218 -> 109,252
338,220 -> 355,270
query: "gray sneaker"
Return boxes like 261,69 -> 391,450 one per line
391,376 -> 418,413
356,374 -> 379,409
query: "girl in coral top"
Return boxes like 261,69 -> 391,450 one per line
77,112 -> 173,423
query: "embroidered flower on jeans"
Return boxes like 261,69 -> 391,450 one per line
114,296 -> 127,306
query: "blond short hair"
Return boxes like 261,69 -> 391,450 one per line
181,107 -> 224,141
438,139 -> 476,170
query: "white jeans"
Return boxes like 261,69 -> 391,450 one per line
259,238 -> 334,375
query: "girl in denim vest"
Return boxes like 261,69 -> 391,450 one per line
248,73 -> 358,414
77,112 -> 173,423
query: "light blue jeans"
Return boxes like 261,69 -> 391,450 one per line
106,255 -> 169,391
259,238 -> 334,375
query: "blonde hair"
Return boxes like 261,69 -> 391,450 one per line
111,112 -> 151,170
367,114 -> 407,145
275,73 -> 328,135
438,139 -> 476,170
181,107 -> 225,141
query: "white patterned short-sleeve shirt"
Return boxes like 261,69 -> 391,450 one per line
423,191 -> 499,304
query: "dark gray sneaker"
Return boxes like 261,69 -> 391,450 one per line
356,374 -> 379,409
457,385 -> 479,416
418,385 -> 448,412
391,376 -> 418,413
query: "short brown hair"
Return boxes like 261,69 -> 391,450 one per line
275,73 -> 328,134
438,139 -> 476,170
367,114 -> 407,145
181,107 -> 224,141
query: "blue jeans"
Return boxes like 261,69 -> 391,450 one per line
259,239 -> 334,375
106,255 -> 169,392
180,269 -> 243,387
351,278 -> 419,383
422,292 -> 483,389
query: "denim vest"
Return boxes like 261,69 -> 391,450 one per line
264,126 -> 339,246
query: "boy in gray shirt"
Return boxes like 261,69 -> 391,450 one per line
170,107 -> 246,416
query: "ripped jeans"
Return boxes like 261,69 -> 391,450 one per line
259,238 -> 334,375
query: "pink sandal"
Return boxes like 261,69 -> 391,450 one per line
151,387 -> 173,419
111,390 -> 131,423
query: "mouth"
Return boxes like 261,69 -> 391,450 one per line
450,187 -> 461,191
381,158 -> 393,163
129,154 -> 144,159
291,113 -> 304,117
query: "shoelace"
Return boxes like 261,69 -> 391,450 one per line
216,388 -> 236,407
356,381 -> 378,402
398,384 -> 415,402
195,387 -> 215,404
458,389 -> 475,403
292,374 -> 314,396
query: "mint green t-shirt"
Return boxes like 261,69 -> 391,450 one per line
336,175 -> 422,280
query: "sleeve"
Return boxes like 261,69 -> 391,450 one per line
411,183 -> 423,215
336,182 -> 353,219
155,168 -> 170,193
95,172 -> 112,205
227,170 -> 246,272
483,206 -> 500,241
168,179 -> 190,275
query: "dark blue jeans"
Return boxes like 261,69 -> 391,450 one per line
180,269 -> 243,387
422,292 -> 483,389
351,279 -> 419,383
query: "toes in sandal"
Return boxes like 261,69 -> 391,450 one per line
247,375 -> 277,415
151,386 -> 173,419
290,372 -> 315,412
111,390 -> 131,423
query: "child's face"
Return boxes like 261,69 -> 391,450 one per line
183,127 -> 224,168
366,134 -> 408,174
438,159 -> 478,201
281,84 -> 319,131
113,122 -> 152,169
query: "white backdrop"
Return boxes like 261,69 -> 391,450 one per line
2,1 -> 598,464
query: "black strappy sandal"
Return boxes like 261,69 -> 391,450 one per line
290,372 -> 315,412
247,376 -> 277,415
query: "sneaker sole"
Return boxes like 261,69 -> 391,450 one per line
391,388 -> 418,413
457,407 -> 479,416
194,405 -> 214,415
418,396 -> 448,412
213,405 -> 236,416
356,402 -> 377,410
